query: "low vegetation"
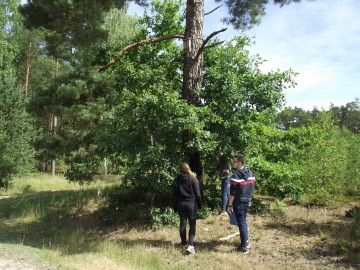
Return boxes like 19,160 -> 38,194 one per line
0,175 -> 359,270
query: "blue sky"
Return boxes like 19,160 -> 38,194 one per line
131,1 -> 359,110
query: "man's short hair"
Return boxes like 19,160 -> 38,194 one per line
234,154 -> 245,165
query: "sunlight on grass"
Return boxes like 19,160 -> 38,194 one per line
0,173 -> 121,196
45,240 -> 186,270
2,175 -> 76,195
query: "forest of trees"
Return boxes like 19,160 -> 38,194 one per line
1,0 -> 359,206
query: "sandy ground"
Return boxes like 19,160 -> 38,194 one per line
0,244 -> 57,270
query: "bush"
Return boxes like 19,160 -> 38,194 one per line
197,206 -> 211,219
202,177 -> 221,209
249,197 -> 266,214
148,207 -> 178,229
269,199 -> 287,215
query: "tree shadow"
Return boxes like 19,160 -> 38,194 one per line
1,190 -> 358,269
0,189 -> 234,257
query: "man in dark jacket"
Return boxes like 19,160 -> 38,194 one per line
172,163 -> 202,255
227,154 -> 255,254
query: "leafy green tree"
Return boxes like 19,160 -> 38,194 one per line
330,98 -> 360,134
273,106 -> 313,129
0,0 -> 35,186
0,0 -> 23,79
244,123 -> 306,200
274,98 -> 360,133
199,35 -> 295,186
344,132 -> 360,195
92,1 -> 296,205
90,1 -> 186,200
268,103 -> 360,204
297,112 -> 350,205
245,112 -> 359,205
99,0 -> 311,182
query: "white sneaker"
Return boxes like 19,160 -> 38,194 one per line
186,245 -> 195,254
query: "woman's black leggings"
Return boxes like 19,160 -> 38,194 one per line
178,201 -> 197,246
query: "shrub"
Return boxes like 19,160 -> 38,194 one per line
269,199 -> 287,215
202,178 -> 221,209
197,205 -> 211,219
249,196 -> 266,214
148,207 -> 178,229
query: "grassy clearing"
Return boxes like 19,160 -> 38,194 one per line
0,174 -> 359,270
0,174 -> 118,196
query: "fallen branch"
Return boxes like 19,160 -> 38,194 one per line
98,34 -> 185,72
219,231 -> 240,241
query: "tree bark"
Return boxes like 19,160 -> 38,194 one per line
51,114 -> 57,177
182,0 -> 204,106
182,0 -> 204,196
51,57 -> 60,177
23,41 -> 32,113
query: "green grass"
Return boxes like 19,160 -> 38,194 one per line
0,174 -> 359,270
0,173 -> 118,196
0,174 -> 186,270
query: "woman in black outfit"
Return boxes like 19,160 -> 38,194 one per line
172,163 -> 202,255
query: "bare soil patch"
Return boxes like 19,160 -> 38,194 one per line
0,243 -> 58,270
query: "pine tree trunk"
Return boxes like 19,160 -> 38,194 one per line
51,57 -> 60,177
182,0 -> 204,190
23,41 -> 32,113
182,0 -> 203,106
51,115 -> 57,177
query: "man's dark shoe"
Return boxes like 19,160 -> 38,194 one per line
236,246 -> 249,254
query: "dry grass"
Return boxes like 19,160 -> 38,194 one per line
76,202 -> 358,270
0,176 -> 359,270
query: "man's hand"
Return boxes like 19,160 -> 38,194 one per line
227,205 -> 233,214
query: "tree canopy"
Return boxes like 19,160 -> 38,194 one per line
0,0 -> 358,206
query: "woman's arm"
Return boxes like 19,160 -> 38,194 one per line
192,179 -> 202,209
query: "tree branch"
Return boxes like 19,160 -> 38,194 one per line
98,34 -> 185,72
204,4 -> 223,16
204,41 -> 225,50
194,28 -> 227,61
